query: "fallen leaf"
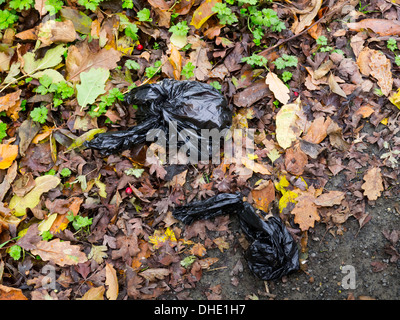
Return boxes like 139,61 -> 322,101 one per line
314,191 -> 345,207
292,189 -> 320,231
361,167 -> 384,201
68,128 -> 107,150
79,286 -> 105,300
169,43 -> 182,80
60,8 -> 92,34
66,41 -> 121,82
0,144 -> 18,170
31,239 -> 87,266
23,44 -> 67,75
105,263 -> 119,300
302,116 -> 332,144
292,0 -> 323,34
213,237 -> 229,252
369,50 -> 392,96
251,180 -> 275,212
190,243 -> 207,257
76,67 -> 109,109
0,284 -> 28,300
265,71 -> 290,104
190,0 -> 221,29
9,175 -> 60,216
188,36 -> 212,81
139,268 -> 170,281
347,19 -> 400,36
0,161 -> 18,201
34,0 -> 47,16
241,157 -> 271,175
37,20 -> 76,46
284,145 -> 308,176
275,98 -> 302,149
328,73 -> 347,98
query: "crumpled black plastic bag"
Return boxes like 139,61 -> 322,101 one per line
85,79 -> 232,156
173,193 -> 299,281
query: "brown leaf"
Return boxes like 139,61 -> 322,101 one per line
251,180 -> 275,212
139,268 -> 170,281
213,237 -> 230,252
0,90 -> 21,120
361,167 -> 384,201
79,286 -> 105,300
169,43 -> 182,80
198,257 -> 219,269
369,50 -> 392,96
347,19 -> 400,36
284,145 -> 308,176
265,72 -> 290,104
233,79 -> 271,108
38,20 -> 76,46
314,191 -> 345,207
66,41 -> 121,82
30,239 -> 88,266
292,188 -> 320,231
303,116 -> 332,144
292,0 -> 322,34
16,224 -> 41,250
0,161 -> 17,201
190,0 -> 220,29
328,73 -> 347,98
190,243 -> 207,257
0,284 -> 28,300
188,36 -> 212,81
105,263 -> 119,300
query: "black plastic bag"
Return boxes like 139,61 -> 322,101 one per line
173,193 -> 299,281
85,79 -> 232,156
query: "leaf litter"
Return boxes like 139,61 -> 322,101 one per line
0,0 -> 400,301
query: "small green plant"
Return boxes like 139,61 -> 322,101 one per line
209,81 -> 222,91
0,10 -> 18,30
273,54 -> 298,70
281,71 -> 293,83
34,75 -> 74,108
45,0 -> 64,15
387,38 -> 398,52
315,35 -> 333,52
9,244 -> 22,261
137,8 -> 152,22
144,60 -> 162,79
88,88 -> 124,118
181,61 -> 195,79
78,0 -> 103,11
44,169 -> 57,175
61,167 -> 72,178
122,0 -> 133,9
9,0 -> 33,11
125,23 -> 139,41
41,231 -> 53,241
241,54 -> 268,68
125,60 -> 140,70
30,106 -> 48,124
387,38 -> 400,66
212,2 -> 238,25
67,212 -> 93,231
0,121 -> 7,142
169,21 -> 189,37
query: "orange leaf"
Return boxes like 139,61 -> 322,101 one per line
361,167 -> 384,201
291,187 -> 320,231
0,284 -> 28,300
190,243 -> 207,257
0,144 -> 18,170
251,180 -> 275,212
303,116 -> 332,144
0,90 -> 21,121
284,145 -> 308,176
169,44 -> 182,80
190,0 -> 221,29
50,197 -> 84,234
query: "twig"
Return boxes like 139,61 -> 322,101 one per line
259,1 -> 349,56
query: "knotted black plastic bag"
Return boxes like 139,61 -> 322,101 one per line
85,79 -> 232,157
173,193 -> 299,281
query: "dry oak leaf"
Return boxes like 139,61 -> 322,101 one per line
139,268 -> 170,281
361,167 -> 384,201
251,180 -> 275,213
30,238 -> 88,267
292,187 -> 320,231
314,191 -> 345,207
190,242 -> 207,257
265,71 -> 290,104
292,0 -> 323,34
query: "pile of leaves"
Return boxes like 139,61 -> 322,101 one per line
1,0 -> 400,300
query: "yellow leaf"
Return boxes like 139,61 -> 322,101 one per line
32,126 -> 54,143
278,190 -> 298,213
148,227 -> 177,249
381,117 -> 389,125
0,144 -> 18,170
190,0 -> 221,29
274,175 -> 290,194
389,88 -> 400,109
94,175 -> 107,198
38,213 -> 58,234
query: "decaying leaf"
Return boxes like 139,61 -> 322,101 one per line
347,19 -> 400,36
251,180 -> 275,212
275,98 -> 302,149
292,188 -> 320,231
361,167 -> 384,201
31,239 -> 87,267
105,263 -> 119,300
0,284 -> 28,300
